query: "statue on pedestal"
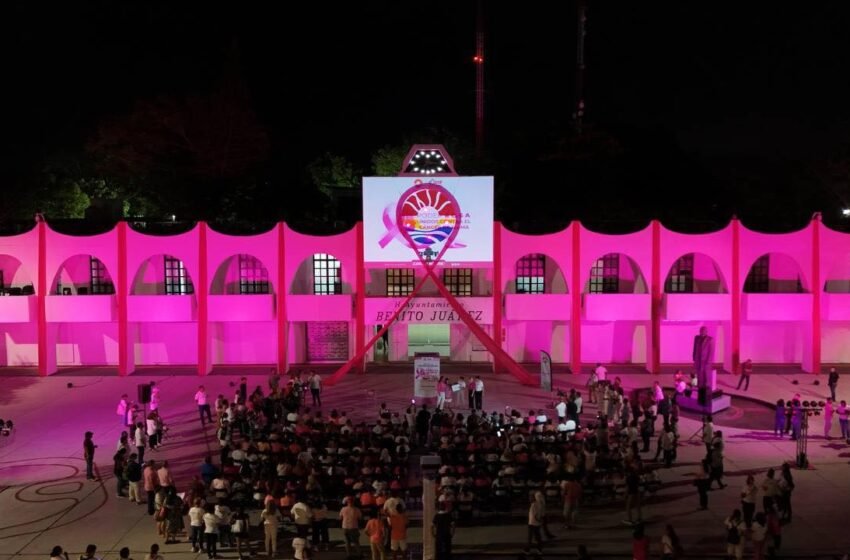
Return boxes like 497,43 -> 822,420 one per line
692,326 -> 715,405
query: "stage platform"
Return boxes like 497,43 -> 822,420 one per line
0,365 -> 847,559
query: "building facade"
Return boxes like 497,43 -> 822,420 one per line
0,216 -> 847,376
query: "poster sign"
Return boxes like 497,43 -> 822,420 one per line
363,176 -> 494,265
366,297 -> 493,324
414,352 -> 441,399
540,350 -> 552,391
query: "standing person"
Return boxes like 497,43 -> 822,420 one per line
432,501 -> 455,560
126,453 -> 143,504
467,377 -> 475,411
261,502 -> 281,559
149,385 -> 160,412
828,367 -> 840,401
189,498 -> 206,554
195,385 -> 213,425
741,475 -> 758,529
143,460 -> 157,515
340,497 -> 363,559
232,506 -> 252,558
365,513 -> 386,560
238,376 -> 248,405
594,362 -> 607,382
291,497 -> 313,538
116,394 -> 129,425
708,441 -> 726,489
456,376 -> 467,408
157,461 -> 173,491
436,377 -> 447,410
694,460 -> 711,510
216,503 -> 233,549
586,368 -> 598,403
839,400 -> 850,441
112,448 -> 127,498
779,462 -> 795,523
146,413 -> 159,451
134,422 -> 147,464
773,400 -> 786,437
389,503 -> 409,560
724,509 -> 745,560
415,405 -> 431,447
78,545 -> 102,560
824,398 -> 834,439
526,493 -> 544,553
761,468 -> 779,513
561,476 -> 582,529
555,397 -> 567,423
309,371 -> 322,407
624,465 -> 642,525
311,500 -> 330,551
737,359 -> 753,390
751,513 -> 768,560
702,415 -> 714,457
83,431 -> 98,481
661,524 -> 682,560
473,376 -> 484,410
203,503 -> 219,560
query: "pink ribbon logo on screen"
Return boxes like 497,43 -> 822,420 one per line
378,181 -> 466,251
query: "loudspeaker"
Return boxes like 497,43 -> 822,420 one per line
698,387 -> 708,406
138,383 -> 152,404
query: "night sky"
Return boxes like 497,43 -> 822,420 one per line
5,2 -> 850,232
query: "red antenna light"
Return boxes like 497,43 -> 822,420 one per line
473,55 -> 483,64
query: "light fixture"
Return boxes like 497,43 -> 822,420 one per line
842,208 -> 850,217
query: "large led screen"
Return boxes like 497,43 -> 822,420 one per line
362,176 -> 494,265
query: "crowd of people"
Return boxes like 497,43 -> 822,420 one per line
58,361 -> 847,560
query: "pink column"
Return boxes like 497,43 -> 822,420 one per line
36,219 -> 50,376
355,222 -> 366,373
570,221 -> 582,374
730,218 -> 741,374
650,220 -> 661,374
492,221 -> 503,373
197,222 -> 209,376
811,215 -> 822,374
276,223 -> 288,374
117,222 -> 131,376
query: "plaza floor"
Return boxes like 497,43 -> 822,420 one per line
0,365 -> 848,559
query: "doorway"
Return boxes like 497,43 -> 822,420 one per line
408,324 -> 450,357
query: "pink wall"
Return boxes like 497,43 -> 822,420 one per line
1,218 -> 850,372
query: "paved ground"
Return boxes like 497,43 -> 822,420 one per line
0,366 -> 848,559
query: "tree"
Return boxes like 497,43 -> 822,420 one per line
371,145 -> 408,176
307,152 -> 360,196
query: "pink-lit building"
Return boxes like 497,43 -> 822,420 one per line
0,216 -> 847,376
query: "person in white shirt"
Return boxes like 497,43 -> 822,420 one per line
202,504 -> 219,559
188,498 -> 206,553
293,536 -> 311,560
594,363 -> 607,381
574,392 -> 583,415
309,371 -> 322,407
456,377 -> 467,408
195,385 -> 212,425
473,376 -> 485,410
149,385 -> 160,412
555,398 -> 567,421
215,503 -> 233,548
291,499 -> 313,538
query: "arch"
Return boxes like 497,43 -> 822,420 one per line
663,252 -> 728,293
824,258 -> 850,293
131,254 -> 195,295
584,253 -> 648,294
50,254 -> 115,295
743,252 -> 806,293
211,254 -> 274,295
0,254 -> 35,295
291,253 -> 345,295
508,253 -> 568,294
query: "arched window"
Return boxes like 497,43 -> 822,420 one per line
516,254 -> 545,294
313,254 -> 342,295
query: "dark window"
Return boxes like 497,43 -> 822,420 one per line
444,268 -> 473,296
665,254 -> 694,293
239,254 -> 270,294
516,254 -> 545,294
313,254 -> 342,295
589,254 -> 619,293
744,255 -> 770,293
164,256 -> 193,295
89,257 -> 114,294
386,268 -> 415,296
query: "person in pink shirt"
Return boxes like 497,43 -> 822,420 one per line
143,459 -> 158,515
436,378 -> 448,410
